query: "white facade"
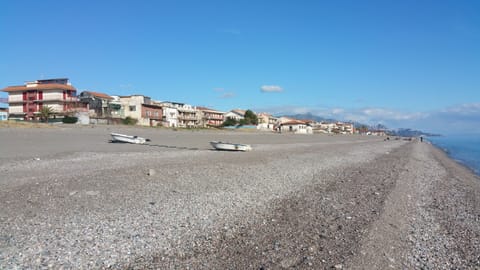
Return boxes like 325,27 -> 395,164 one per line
158,101 -> 198,127
224,110 -> 244,121
163,107 -> 178,127
280,123 -> 313,134
314,121 -> 354,134
257,113 -> 278,131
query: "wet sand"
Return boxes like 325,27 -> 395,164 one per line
0,125 -> 478,269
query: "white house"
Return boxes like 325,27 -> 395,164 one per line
224,109 -> 246,122
279,119 -> 313,134
156,101 -> 199,127
257,112 -> 278,131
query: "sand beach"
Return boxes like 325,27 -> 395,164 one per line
0,125 -> 479,269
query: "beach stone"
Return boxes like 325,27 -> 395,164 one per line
148,169 -> 156,176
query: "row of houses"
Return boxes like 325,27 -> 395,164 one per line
0,78 -> 226,128
1,78 -> 356,134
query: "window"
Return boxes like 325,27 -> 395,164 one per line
129,105 -> 136,111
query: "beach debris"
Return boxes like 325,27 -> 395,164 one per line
69,191 -> 78,196
85,190 -> 100,196
34,157 -> 41,161
147,169 -> 156,176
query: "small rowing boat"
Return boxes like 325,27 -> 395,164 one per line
210,141 -> 252,151
110,133 -> 150,144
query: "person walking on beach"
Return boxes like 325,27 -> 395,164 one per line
420,136 -> 423,142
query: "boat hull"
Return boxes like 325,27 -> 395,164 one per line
210,141 -> 252,151
111,133 -> 148,144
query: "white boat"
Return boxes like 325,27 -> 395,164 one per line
210,141 -> 252,151
110,133 -> 150,144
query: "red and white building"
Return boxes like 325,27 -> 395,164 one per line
2,78 -> 79,120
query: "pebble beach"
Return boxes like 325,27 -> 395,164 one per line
0,125 -> 479,269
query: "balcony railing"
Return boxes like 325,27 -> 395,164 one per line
178,116 -> 198,121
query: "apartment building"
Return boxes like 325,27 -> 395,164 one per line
197,107 -> 224,127
2,78 -> 78,120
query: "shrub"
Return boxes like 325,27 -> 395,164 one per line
122,116 -> 137,125
62,116 -> 78,124
222,117 -> 238,127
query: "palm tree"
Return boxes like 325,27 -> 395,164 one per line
39,106 -> 55,123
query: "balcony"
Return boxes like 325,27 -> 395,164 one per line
178,115 -> 198,121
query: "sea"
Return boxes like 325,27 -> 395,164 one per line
428,134 -> 480,176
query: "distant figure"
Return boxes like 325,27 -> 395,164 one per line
420,136 -> 423,142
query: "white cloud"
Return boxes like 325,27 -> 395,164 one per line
260,85 -> 283,93
331,108 -> 345,115
214,87 -> 235,99
442,103 -> 480,114
361,108 -> 427,121
220,92 -> 235,99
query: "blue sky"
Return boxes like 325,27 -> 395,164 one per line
1,0 -> 479,134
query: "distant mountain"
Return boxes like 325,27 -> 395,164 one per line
389,128 -> 441,137
281,113 -> 336,123
279,113 -> 440,137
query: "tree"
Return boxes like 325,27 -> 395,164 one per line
357,125 -> 369,133
122,116 -> 138,125
39,106 -> 55,123
242,109 -> 258,125
223,117 -> 238,127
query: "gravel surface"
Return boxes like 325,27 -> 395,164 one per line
0,126 -> 479,269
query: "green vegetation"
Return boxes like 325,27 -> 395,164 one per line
62,116 -> 78,124
239,109 -> 258,125
223,109 -> 258,127
222,117 -> 238,127
39,106 -> 55,123
122,116 -> 138,125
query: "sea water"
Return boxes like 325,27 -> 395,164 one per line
428,134 -> 480,176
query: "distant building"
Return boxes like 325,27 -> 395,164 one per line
78,91 -> 114,117
279,119 -> 313,134
119,95 -> 152,126
312,121 -> 355,134
1,78 -> 79,120
197,107 -> 224,127
141,103 -> 163,127
257,113 -> 278,131
157,101 -> 199,128
224,109 -> 246,122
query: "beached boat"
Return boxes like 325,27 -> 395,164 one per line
110,133 -> 150,144
210,141 -> 252,151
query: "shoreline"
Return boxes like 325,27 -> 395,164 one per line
427,138 -> 480,178
0,126 -> 479,269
